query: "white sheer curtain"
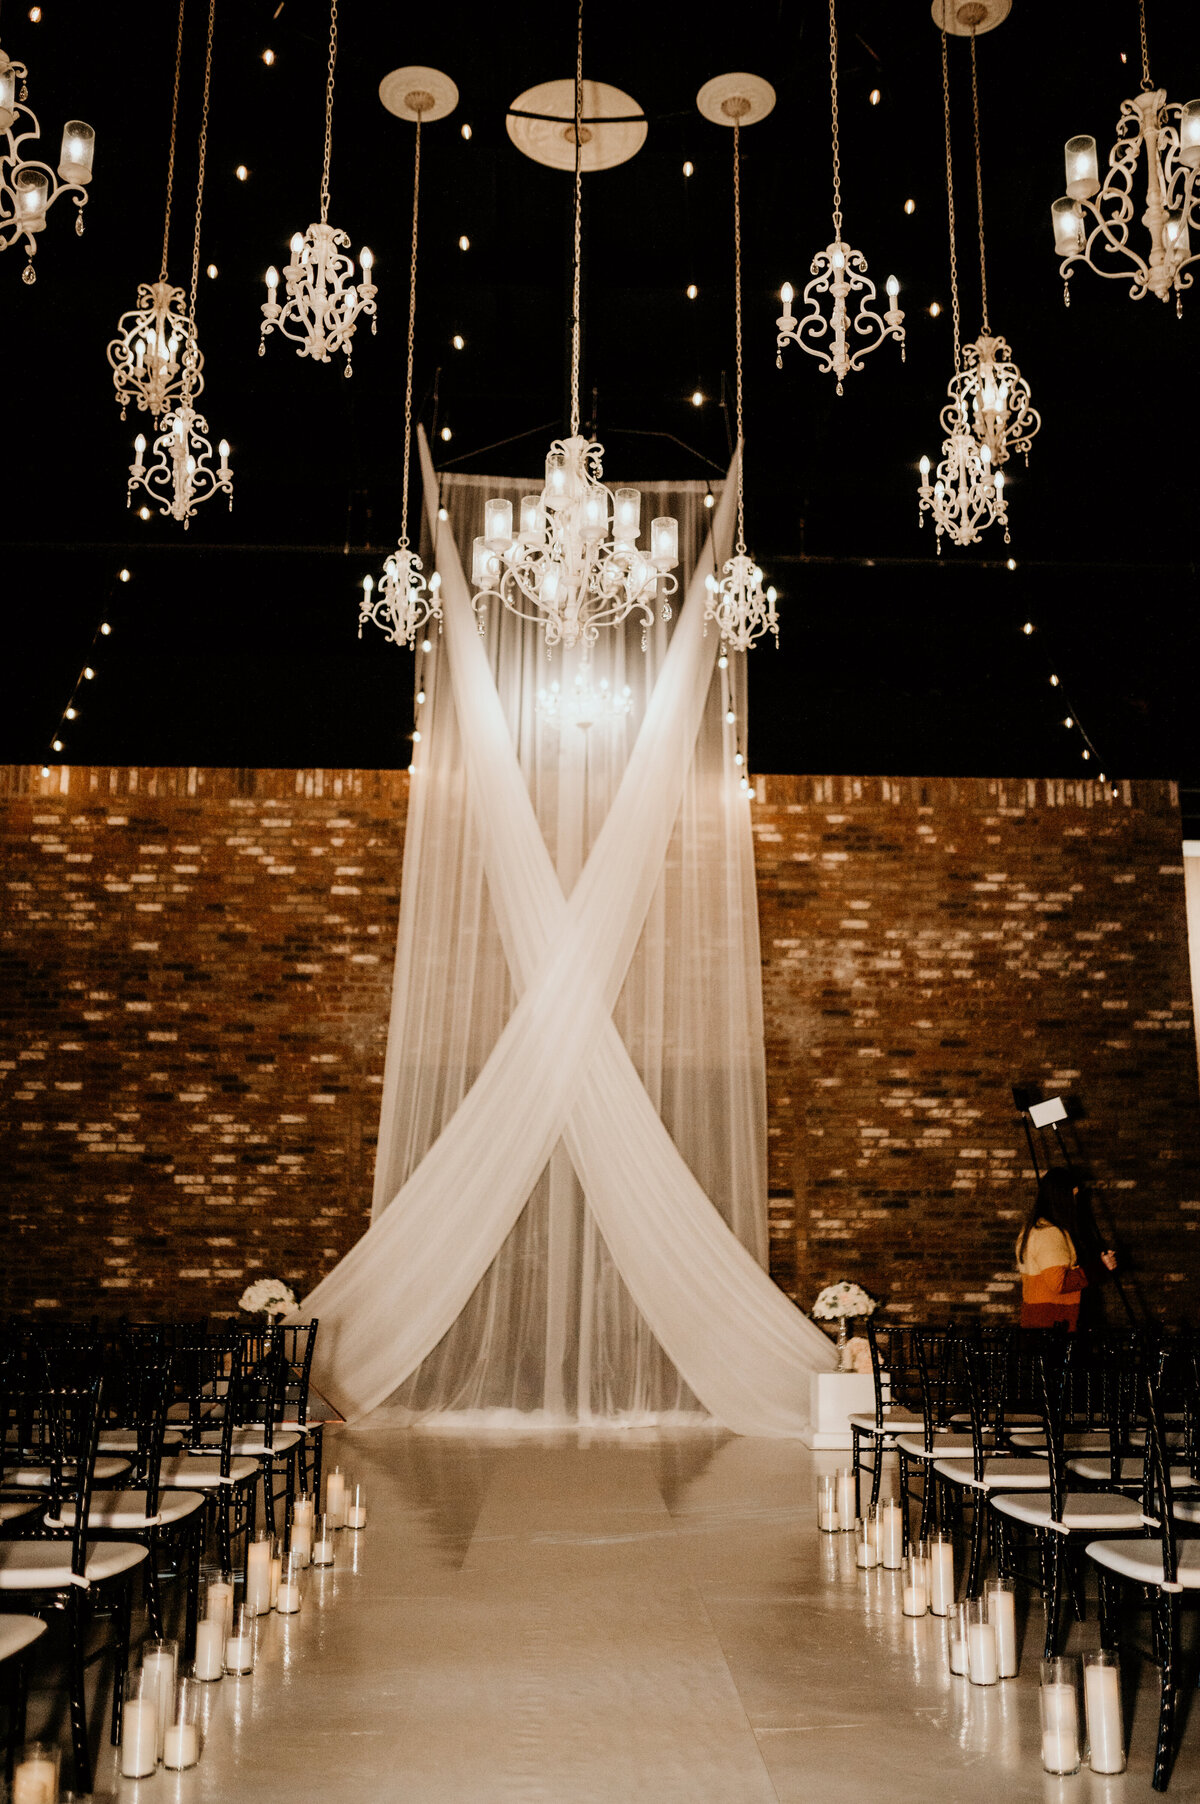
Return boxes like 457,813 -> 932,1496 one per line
299,431 -> 835,1431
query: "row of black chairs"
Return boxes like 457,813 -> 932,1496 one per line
849,1320 -> 1200,1791
0,1315 -> 323,1791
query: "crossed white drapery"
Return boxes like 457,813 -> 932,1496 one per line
301,432 -> 834,1429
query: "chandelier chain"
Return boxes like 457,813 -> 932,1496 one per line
940,24 -> 961,368
160,0 -> 186,283
570,0 -> 583,437
187,0 -> 215,344
732,118 -> 746,556
828,0 -> 842,239
320,0 -> 337,226
398,118 -> 422,550
1138,0 -> 1152,90
969,29 -> 988,333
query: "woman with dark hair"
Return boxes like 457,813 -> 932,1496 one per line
1015,1166 -> 1117,1329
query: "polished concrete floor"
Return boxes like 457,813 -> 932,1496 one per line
23,1426 -> 1199,1801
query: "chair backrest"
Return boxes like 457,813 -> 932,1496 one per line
1023,1330 -> 1073,1520
1139,1339 -> 1200,1588
960,1326 -> 1024,1481
865,1320 -> 921,1428
22,1377 -> 105,1577
914,1327 -> 965,1453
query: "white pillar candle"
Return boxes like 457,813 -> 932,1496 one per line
205,1577 -> 234,1635
194,1618 -> 224,1682
836,1469 -> 856,1533
290,1521 -> 312,1564
121,1699 -> 158,1778
880,1502 -> 904,1569
141,1643 -> 177,1761
817,1474 -> 838,1533
987,1583 -> 1018,1678
224,1632 -> 253,1674
312,1517 -> 336,1567
949,1631 -> 969,1675
1042,1726 -> 1080,1774
902,1583 -> 926,1616
855,1519 -> 879,1568
246,1538 -> 273,1615
276,1576 -> 303,1613
163,1722 -> 200,1770
967,1620 -> 999,1686
325,1470 -> 347,1528
1084,1658 -> 1125,1774
347,1482 -> 367,1529
928,1540 -> 955,1616
12,1757 -> 58,1804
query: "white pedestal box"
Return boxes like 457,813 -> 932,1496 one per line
803,1371 -> 876,1450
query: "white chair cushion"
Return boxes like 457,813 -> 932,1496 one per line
0,1614 -> 47,1662
5,1457 -> 130,1488
194,1429 -> 301,1456
97,1430 -> 184,1455
1066,1456 -> 1196,1485
897,1432 -> 990,1461
157,1456 -> 259,1489
991,1490 -> 1151,1534
847,1411 -> 924,1435
1086,1536 -> 1200,1589
47,1489 -> 207,1531
1173,1499 -> 1200,1524
0,1498 -> 40,1524
933,1456 -> 1052,1491
0,1539 -> 148,1591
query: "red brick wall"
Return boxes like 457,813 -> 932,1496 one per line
3,766 -> 1198,1326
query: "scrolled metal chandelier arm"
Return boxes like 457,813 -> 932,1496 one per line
0,43 -> 94,282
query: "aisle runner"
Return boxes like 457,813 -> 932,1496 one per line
394,1446 -> 780,1803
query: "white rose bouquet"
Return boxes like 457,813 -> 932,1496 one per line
811,1281 -> 879,1370
238,1278 -> 298,1321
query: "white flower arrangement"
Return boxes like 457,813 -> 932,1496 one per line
238,1278 -> 298,1320
811,1281 -> 879,1323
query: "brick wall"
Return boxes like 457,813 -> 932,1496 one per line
3,766 -> 1198,1326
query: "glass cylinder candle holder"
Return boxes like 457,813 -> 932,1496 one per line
224,1603 -> 256,1675
966,1598 -> 999,1686
12,1742 -> 61,1804
312,1511 -> 336,1566
0,65 -> 16,134
200,1567 -> 235,1637
121,1668 -> 159,1778
902,1550 -> 927,1616
985,1577 -> 1018,1678
613,487 -> 641,543
835,1467 -> 856,1533
817,1473 -> 838,1533
650,516 -> 679,569
245,1528 -> 275,1615
57,120 -> 95,184
163,1675 -> 202,1770
1041,1657 -> 1081,1775
1084,1650 -> 1125,1775
1181,98 -> 1200,170
484,497 -> 513,548
290,1495 -> 314,1565
879,1499 -> 904,1569
927,1531 -> 954,1617
1064,134 -> 1100,201
347,1481 -> 367,1529
1052,197 -> 1084,256
276,1547 -> 306,1614
947,1601 -> 969,1677
854,1511 -> 879,1569
15,168 -> 49,226
141,1637 -> 178,1761
270,1541 -> 282,1607
325,1467 -> 348,1528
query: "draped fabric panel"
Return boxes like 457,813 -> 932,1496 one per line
299,431 -> 835,1429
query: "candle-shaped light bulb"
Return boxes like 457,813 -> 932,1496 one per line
362,573 -> 374,598
1064,135 -> 1100,200
135,434 -> 147,455
919,454 -> 930,477
780,281 -> 794,307
886,274 -> 899,297
832,248 -> 845,269
218,439 -> 230,468
266,265 -> 279,291
360,245 -> 374,271
290,231 -> 304,255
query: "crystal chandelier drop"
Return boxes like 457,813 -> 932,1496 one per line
126,0 -> 232,526
917,20 -> 1009,550
360,68 -> 457,648
260,1 -> 377,373
950,21 -> 1040,471
107,1 -> 202,422
1052,0 -> 1200,311
0,33 -> 94,282
774,0 -> 903,391
535,673 -> 634,729
472,7 -> 678,656
696,75 -> 779,652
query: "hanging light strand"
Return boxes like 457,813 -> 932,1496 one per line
569,0 -> 583,436
319,0 -> 337,226
1021,619 -> 1119,794
43,571 -> 124,765
159,0 -> 186,282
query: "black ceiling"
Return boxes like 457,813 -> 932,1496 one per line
2,0 -> 1198,808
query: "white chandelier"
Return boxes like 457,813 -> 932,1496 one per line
774,0 -> 903,391
260,1 -> 376,372
697,73 -> 779,654
126,0 -> 232,526
0,35 -> 93,282
107,2 -> 201,422
472,15 -> 678,655
1052,0 -> 1200,311
535,673 -> 633,729
360,66 -> 457,649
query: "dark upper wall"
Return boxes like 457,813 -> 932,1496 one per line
2,766 -> 1198,1327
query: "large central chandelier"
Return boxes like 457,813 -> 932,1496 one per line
260,0 -> 376,372
359,66 -> 457,648
774,0 -> 904,391
472,4 -> 678,655
0,32 -> 94,282
917,16 -> 1008,550
126,0 -> 232,526
1052,0 -> 1200,311
697,73 -> 779,653
107,0 -> 201,422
